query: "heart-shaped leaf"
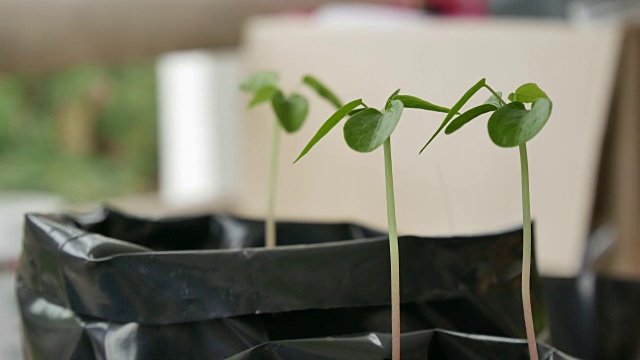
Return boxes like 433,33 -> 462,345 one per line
445,103 -> 497,135
344,100 -> 403,153
507,83 -> 548,103
240,71 -> 278,93
302,75 -> 342,108
248,86 -> 277,108
487,98 -> 552,147
271,91 -> 309,133
394,95 -> 451,114
484,91 -> 503,108
294,99 -> 363,163
420,78 -> 486,153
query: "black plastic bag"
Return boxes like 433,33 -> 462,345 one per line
543,275 -> 640,360
17,207 -> 546,359
541,225 -> 640,360
228,329 -> 577,360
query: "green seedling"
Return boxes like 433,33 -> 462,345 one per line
295,89 -> 451,360
240,71 -> 342,248
421,79 -> 552,360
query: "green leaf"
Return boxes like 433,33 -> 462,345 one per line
394,95 -> 451,114
386,89 -> 401,110
445,104 -> 497,135
248,86 -> 278,108
348,108 -> 366,116
508,83 -> 549,103
271,91 -> 309,133
484,91 -> 503,108
487,98 -> 553,147
420,78 -> 486,153
302,75 -> 342,108
294,99 -> 363,163
344,100 -> 403,153
240,71 -> 278,93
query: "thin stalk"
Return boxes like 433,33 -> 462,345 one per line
265,121 -> 281,249
519,143 -> 538,360
484,84 -> 507,106
383,138 -> 401,360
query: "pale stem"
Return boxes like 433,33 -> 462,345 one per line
519,143 -> 538,360
383,138 -> 401,360
265,121 -> 281,249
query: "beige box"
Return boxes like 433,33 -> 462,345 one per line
235,15 -> 623,277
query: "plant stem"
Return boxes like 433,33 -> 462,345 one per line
519,143 -> 538,360
383,138 -> 401,360
484,84 -> 507,106
265,121 -> 281,249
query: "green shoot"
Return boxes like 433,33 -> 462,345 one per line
296,89 -> 452,360
421,80 -> 553,360
240,71 -> 342,248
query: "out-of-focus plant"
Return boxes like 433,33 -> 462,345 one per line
0,63 -> 158,201
240,71 -> 342,248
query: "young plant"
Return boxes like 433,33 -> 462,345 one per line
295,90 -> 451,360
240,71 -> 342,248
421,79 -> 552,360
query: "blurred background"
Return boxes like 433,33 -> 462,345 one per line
1,0 -> 640,359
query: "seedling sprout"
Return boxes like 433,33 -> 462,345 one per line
295,89 -> 451,360
240,71 -> 342,248
421,79 -> 552,360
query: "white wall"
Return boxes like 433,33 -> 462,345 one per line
234,14 -> 621,276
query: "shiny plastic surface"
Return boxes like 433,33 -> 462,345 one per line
541,225 -> 640,360
229,329 -> 577,360
543,275 -> 640,360
17,207 -> 546,359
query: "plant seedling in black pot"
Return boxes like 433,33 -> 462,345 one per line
240,71 -> 342,248
421,79 -> 553,360
295,89 -> 451,360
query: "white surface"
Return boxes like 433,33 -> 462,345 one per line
157,50 -> 239,206
236,16 -> 622,276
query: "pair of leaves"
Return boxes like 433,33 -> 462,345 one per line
295,90 -> 453,162
294,93 -> 404,163
241,71 -> 306,133
420,78 -> 487,153
423,80 -> 552,149
241,71 -> 343,134
443,90 -> 504,134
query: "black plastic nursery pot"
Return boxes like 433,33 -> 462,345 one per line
542,274 -> 640,360
228,329 -> 576,360
17,207 -> 549,359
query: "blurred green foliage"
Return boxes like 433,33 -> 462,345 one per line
0,62 -> 157,202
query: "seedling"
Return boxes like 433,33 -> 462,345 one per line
295,90 -> 451,360
421,79 -> 552,360
240,71 -> 342,248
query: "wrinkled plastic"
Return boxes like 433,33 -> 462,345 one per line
541,224 -> 640,360
543,275 -> 640,360
229,329 -> 577,360
17,207 -> 546,359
